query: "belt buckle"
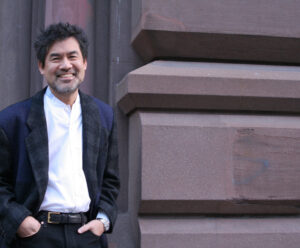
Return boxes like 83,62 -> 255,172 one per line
47,211 -> 61,224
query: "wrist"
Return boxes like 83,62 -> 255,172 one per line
96,218 -> 110,232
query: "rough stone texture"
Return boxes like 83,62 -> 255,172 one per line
131,0 -> 300,63
117,58 -> 300,246
140,217 -> 300,248
129,111 -> 300,214
117,61 -> 300,114
0,1 -> 142,247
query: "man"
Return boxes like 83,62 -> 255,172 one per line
0,23 -> 119,248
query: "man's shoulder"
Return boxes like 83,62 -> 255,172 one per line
80,92 -> 114,131
91,97 -> 115,131
0,88 -> 46,127
90,96 -> 113,114
0,98 -> 33,127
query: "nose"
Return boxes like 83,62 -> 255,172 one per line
59,57 -> 72,70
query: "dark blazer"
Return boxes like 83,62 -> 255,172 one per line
0,88 -> 119,248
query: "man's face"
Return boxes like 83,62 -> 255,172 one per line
38,37 -> 87,96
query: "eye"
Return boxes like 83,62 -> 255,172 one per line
51,57 -> 60,62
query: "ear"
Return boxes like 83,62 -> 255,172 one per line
38,61 -> 44,75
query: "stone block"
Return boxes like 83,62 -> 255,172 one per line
117,61 -> 300,115
140,217 -> 300,248
132,0 -> 300,63
134,111 -> 300,214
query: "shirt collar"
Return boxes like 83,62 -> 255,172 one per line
45,86 -> 81,110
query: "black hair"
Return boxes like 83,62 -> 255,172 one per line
34,22 -> 88,68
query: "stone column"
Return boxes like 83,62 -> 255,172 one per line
117,0 -> 300,247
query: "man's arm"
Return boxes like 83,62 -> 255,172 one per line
78,112 -> 120,236
97,113 -> 120,232
0,127 -> 32,243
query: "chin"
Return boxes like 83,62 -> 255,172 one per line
57,87 -> 79,95
51,81 -> 81,95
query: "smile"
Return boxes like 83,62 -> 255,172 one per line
58,74 -> 74,78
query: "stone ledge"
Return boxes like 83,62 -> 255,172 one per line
139,200 -> 300,215
132,0 -> 300,63
117,61 -> 300,114
140,217 -> 300,248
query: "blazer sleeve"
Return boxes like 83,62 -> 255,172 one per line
98,113 -> 120,233
0,127 -> 31,244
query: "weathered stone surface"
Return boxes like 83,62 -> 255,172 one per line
132,0 -> 300,63
140,217 -> 300,248
117,61 -> 300,115
131,111 -> 300,214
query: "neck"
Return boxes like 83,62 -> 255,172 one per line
50,88 -> 78,107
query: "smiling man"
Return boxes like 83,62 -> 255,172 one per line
0,23 -> 119,248
38,36 -> 87,103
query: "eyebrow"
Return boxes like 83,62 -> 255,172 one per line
49,51 -> 79,58
68,51 -> 79,56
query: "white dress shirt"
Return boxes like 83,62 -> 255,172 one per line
40,87 -> 110,229
40,87 -> 90,213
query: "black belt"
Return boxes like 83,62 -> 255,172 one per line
37,211 -> 87,224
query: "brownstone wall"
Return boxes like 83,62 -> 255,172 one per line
0,1 -> 142,247
117,0 -> 300,247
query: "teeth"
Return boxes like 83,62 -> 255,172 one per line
59,74 -> 73,78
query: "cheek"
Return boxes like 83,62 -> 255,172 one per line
47,68 -> 57,76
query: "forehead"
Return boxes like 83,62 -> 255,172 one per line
47,37 -> 82,56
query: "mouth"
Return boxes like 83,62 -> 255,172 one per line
56,72 -> 76,81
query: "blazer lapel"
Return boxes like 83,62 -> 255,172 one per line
80,91 -> 104,199
25,89 -> 49,206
